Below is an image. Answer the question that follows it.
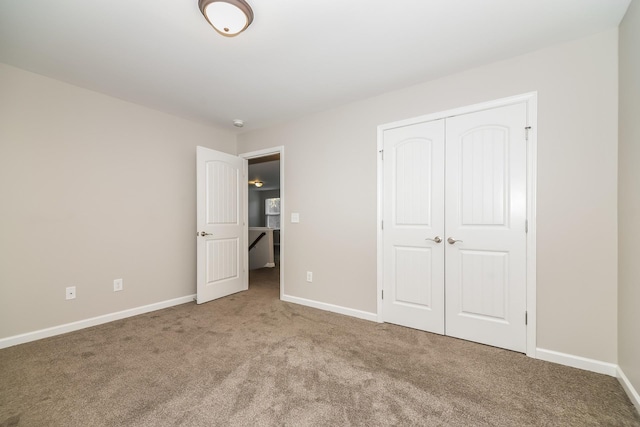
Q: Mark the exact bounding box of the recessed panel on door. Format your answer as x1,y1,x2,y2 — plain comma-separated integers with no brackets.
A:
206,161,239,226
460,127,508,226
395,139,433,226
206,238,239,284
394,246,433,308
459,250,508,322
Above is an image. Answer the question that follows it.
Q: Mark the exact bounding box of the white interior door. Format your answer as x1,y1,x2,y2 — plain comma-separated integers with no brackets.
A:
382,120,445,334
444,103,527,352
196,146,248,304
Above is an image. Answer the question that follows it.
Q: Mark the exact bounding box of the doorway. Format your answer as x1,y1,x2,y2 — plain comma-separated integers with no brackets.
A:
377,94,537,355
241,147,285,299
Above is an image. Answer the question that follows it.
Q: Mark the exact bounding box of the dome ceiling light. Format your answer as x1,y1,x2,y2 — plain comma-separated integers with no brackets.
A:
198,0,254,37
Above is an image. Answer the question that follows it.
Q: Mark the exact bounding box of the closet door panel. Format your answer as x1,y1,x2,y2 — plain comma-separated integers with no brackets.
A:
382,120,445,334
445,103,528,353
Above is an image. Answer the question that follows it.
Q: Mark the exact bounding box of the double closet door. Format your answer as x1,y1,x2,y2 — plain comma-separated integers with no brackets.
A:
382,103,527,353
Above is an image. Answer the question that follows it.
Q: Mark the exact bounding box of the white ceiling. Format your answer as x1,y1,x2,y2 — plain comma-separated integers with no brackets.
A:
0,0,630,132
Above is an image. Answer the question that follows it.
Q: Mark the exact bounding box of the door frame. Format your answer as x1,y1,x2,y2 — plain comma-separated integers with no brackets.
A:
376,92,538,357
239,146,285,300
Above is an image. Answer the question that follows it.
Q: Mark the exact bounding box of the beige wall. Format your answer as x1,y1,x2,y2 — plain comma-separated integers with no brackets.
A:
0,63,236,339
238,30,619,363
0,29,622,365
619,0,640,398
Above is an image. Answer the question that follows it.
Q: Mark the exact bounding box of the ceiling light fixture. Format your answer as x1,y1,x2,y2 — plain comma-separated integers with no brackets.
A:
198,0,254,37
253,181,263,188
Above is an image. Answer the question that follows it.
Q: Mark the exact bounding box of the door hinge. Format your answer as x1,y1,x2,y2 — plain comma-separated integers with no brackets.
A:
525,311,528,325
525,220,528,233
381,220,384,230
379,149,384,160
525,126,532,141
382,290,384,300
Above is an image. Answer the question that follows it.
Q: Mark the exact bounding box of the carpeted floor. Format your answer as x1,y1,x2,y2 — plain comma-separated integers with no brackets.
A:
1,265,639,427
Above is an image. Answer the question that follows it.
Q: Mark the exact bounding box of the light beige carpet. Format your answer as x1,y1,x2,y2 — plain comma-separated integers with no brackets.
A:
1,266,639,426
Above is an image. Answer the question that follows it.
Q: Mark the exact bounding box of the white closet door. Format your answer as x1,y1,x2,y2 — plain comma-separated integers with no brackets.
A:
382,120,445,334
444,103,527,352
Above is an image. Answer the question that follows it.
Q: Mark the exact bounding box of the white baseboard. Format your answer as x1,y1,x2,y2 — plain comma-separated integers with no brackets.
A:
536,348,618,376
618,366,640,412
281,294,378,323
0,294,196,350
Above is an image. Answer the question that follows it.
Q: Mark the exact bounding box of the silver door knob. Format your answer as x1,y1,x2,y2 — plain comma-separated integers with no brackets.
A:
426,236,442,243
447,237,463,244
198,231,213,237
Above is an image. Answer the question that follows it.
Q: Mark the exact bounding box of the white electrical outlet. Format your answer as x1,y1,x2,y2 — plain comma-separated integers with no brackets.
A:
113,278,123,292
306,271,313,282
66,286,76,300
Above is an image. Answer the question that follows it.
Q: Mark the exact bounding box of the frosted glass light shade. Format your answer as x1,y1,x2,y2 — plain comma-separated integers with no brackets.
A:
198,0,254,37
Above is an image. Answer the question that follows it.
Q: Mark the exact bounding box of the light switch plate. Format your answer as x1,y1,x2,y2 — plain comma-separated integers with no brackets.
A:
291,213,300,223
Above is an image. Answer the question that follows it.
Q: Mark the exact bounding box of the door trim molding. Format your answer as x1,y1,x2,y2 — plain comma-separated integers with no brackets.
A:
376,92,538,357
239,146,285,300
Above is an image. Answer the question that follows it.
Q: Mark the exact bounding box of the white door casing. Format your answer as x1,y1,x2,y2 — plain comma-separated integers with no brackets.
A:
196,146,248,304
444,103,528,353
382,120,446,333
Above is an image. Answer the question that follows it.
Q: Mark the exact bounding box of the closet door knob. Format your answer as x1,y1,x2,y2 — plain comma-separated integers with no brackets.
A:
426,236,442,243
447,237,463,244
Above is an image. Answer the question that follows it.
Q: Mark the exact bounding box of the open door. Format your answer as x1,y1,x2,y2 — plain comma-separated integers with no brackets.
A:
196,146,248,304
